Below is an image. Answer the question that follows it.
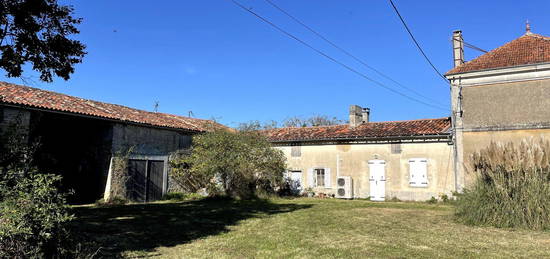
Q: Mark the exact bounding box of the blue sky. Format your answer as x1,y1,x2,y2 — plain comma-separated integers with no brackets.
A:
2,1,549,127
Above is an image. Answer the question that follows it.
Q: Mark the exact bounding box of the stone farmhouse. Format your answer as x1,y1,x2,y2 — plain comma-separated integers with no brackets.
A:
0,82,223,204
264,27,550,200
1,27,549,203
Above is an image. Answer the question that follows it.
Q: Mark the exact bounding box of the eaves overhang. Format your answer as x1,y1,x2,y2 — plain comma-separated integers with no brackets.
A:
268,133,452,146
0,102,204,135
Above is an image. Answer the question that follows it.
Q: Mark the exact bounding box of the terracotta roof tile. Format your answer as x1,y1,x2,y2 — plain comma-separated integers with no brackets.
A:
263,117,451,142
446,33,550,75
0,82,224,132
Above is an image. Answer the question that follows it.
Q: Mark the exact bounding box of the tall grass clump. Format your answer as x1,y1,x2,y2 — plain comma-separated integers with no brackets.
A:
455,138,550,230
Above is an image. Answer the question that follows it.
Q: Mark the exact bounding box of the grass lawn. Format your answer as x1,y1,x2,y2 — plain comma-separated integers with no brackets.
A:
71,198,550,258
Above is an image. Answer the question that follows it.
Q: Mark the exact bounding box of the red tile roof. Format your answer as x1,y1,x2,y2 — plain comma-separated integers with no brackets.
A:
0,82,224,132
446,33,550,75
263,118,451,142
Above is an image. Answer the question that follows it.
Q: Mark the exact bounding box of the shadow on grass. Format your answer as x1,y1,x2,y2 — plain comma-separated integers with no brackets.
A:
70,198,312,257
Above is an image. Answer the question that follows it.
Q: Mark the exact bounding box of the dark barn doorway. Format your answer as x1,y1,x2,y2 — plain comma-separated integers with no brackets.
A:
126,159,164,202
30,111,113,204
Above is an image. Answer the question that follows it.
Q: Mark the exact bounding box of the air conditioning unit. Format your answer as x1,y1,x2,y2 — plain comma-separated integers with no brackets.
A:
335,176,353,199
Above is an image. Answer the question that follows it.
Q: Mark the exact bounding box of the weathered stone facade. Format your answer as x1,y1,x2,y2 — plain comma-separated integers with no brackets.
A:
276,141,454,201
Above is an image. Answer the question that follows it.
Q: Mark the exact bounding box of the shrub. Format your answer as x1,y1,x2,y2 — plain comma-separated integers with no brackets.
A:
455,138,550,230
427,196,438,204
171,130,287,199
0,119,77,257
439,194,450,203
0,173,74,258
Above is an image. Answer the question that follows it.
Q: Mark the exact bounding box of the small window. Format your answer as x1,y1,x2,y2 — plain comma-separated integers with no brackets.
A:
391,143,402,154
315,169,325,187
291,145,301,157
409,158,428,187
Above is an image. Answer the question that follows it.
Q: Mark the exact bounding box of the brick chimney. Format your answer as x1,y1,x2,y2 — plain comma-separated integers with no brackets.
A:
453,30,464,67
349,105,369,127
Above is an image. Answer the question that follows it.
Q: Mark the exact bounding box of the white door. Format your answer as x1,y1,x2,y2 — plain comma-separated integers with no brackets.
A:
369,160,386,201
290,171,303,194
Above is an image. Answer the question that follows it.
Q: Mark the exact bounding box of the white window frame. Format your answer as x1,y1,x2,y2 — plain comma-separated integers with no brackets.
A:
308,167,332,188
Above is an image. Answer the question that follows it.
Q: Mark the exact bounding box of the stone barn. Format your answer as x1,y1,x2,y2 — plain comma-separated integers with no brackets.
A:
0,82,223,204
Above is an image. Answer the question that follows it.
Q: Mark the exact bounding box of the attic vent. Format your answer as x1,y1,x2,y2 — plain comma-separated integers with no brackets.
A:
391,143,402,154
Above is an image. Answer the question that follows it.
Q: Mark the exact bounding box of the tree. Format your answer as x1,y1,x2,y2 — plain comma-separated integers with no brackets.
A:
282,115,345,127
0,0,86,82
236,120,278,131
171,130,287,199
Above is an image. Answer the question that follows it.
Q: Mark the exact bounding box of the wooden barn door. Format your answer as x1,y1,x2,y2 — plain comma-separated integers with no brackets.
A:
147,161,164,201
126,159,165,202
127,160,147,202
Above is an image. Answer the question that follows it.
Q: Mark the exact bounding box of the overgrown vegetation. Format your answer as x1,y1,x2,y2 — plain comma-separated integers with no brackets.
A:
171,130,287,199
456,138,550,230
0,120,76,257
103,147,134,205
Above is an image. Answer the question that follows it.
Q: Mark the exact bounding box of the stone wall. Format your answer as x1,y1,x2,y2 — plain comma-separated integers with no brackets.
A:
0,106,31,140
107,123,194,200
111,124,192,156
276,141,455,201
461,79,550,129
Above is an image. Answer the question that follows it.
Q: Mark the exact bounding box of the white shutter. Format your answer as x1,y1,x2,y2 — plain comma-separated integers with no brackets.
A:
409,159,428,187
419,159,428,186
307,168,315,187
324,168,331,188
409,159,417,186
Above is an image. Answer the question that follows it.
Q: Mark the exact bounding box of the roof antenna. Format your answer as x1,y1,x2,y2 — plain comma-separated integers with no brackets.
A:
188,110,194,117
526,20,532,35
154,101,159,112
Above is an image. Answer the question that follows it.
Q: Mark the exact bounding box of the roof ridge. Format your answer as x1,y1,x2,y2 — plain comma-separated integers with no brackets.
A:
527,33,550,40
0,81,225,131
265,117,450,131
445,32,550,75
446,35,525,74
0,81,206,122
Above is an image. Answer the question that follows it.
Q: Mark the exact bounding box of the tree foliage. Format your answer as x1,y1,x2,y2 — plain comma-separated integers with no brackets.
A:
171,130,287,199
0,0,86,82
237,115,345,131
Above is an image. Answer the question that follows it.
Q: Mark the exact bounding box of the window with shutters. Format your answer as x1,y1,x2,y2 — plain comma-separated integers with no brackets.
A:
409,158,428,187
315,169,325,187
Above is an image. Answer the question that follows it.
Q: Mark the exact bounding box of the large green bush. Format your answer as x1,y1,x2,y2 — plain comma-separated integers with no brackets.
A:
171,130,287,199
0,122,76,257
455,138,550,230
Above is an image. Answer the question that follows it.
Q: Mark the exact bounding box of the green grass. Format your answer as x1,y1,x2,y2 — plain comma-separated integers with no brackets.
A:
71,198,550,258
